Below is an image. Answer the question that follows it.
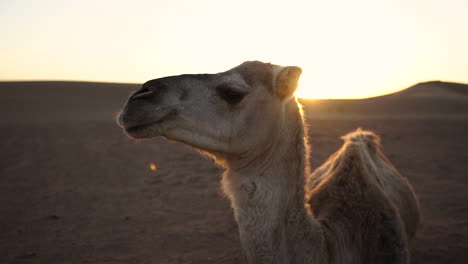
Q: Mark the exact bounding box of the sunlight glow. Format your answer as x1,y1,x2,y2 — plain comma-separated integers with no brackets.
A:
0,0,467,98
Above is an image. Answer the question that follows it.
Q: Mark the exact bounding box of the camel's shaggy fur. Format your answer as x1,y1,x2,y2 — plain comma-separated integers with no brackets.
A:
118,61,420,263
306,129,420,263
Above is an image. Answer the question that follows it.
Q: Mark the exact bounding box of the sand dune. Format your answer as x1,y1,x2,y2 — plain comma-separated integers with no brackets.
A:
0,81,467,263
390,81,468,98
302,81,468,119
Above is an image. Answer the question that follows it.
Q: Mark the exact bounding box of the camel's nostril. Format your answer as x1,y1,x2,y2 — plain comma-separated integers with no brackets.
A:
130,87,153,100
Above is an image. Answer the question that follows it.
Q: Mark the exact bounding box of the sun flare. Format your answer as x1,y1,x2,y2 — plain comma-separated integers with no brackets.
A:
149,162,157,172
293,67,407,100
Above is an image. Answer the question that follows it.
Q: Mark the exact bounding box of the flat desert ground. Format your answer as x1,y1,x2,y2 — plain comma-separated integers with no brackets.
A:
1,81,467,264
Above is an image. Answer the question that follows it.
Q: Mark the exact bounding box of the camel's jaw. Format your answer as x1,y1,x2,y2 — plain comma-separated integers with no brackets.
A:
118,109,177,139
123,121,163,139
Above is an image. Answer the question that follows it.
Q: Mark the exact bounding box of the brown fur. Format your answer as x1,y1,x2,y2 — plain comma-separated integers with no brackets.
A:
308,129,421,241
306,129,418,263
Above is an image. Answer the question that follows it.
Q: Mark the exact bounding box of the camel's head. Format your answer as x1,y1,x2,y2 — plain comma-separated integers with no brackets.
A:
118,61,302,158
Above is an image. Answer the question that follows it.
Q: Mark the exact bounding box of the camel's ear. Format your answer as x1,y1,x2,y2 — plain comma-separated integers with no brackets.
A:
274,66,302,100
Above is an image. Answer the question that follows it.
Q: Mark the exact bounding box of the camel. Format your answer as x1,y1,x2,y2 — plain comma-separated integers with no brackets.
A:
117,61,420,263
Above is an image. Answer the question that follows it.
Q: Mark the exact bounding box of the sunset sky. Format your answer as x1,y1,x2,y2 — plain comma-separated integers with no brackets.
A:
1,0,467,98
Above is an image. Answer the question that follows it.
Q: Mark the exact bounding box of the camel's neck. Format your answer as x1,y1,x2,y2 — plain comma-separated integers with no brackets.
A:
222,101,324,264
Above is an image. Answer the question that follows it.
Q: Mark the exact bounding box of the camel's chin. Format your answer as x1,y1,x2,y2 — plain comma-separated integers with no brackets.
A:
124,123,163,139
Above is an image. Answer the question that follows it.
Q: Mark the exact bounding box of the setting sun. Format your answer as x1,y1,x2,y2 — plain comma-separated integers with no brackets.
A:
0,0,467,98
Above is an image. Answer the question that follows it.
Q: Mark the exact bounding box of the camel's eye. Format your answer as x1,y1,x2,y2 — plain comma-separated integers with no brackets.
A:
216,86,247,105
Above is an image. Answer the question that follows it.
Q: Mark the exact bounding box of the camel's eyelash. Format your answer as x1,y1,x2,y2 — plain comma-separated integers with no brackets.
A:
216,86,247,105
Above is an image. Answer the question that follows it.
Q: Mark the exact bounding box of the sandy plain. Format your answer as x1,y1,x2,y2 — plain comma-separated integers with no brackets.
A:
0,81,467,263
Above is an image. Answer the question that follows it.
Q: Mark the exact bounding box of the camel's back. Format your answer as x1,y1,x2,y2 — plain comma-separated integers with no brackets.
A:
307,154,410,264
305,129,419,263
307,130,420,240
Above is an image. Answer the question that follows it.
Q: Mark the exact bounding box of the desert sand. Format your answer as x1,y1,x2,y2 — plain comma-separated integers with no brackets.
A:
1,81,467,263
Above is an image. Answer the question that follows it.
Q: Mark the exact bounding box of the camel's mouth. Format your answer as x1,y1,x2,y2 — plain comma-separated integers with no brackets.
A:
124,122,160,138
122,110,177,139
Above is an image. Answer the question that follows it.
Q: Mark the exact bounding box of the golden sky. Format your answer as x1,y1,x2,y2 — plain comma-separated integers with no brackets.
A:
1,0,467,98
